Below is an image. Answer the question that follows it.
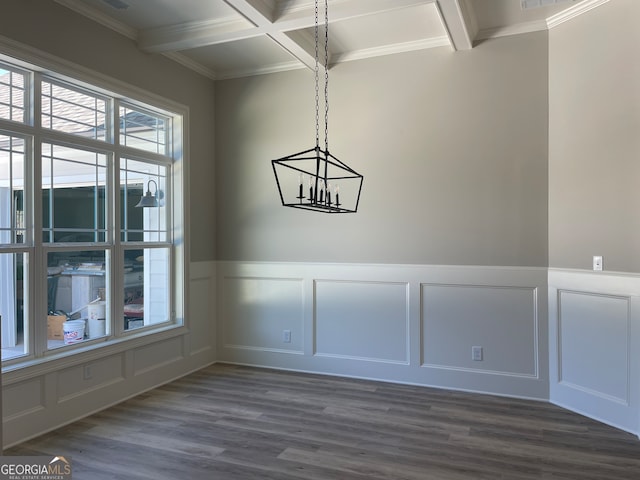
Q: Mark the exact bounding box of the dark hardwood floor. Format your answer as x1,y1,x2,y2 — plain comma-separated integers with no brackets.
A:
6,363,640,479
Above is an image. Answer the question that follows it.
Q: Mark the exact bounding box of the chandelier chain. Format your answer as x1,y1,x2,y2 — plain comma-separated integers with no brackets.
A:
314,0,319,149
324,0,329,153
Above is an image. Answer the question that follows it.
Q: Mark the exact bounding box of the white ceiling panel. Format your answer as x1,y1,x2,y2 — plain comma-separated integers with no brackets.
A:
325,4,447,55
71,0,242,30
179,36,302,79
54,0,611,79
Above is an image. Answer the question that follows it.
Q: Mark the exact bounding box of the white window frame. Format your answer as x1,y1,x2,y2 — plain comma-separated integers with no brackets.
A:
0,42,188,370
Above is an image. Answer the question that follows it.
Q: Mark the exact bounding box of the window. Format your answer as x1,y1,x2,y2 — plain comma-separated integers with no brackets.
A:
0,59,185,365
42,142,108,243
0,132,27,358
0,65,26,123
41,80,108,141
119,105,167,154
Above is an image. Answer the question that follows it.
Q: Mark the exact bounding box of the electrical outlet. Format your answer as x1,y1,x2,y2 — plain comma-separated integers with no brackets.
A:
593,255,603,271
83,365,92,380
282,329,291,343
472,346,483,361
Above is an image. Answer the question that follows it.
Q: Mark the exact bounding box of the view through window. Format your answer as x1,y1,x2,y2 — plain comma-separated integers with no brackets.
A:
0,60,183,364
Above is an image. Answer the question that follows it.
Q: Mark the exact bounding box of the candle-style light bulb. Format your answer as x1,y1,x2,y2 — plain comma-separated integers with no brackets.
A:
327,183,332,206
298,173,303,199
335,184,340,208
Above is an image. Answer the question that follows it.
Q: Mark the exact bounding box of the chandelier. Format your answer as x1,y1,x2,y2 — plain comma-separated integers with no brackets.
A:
271,0,363,213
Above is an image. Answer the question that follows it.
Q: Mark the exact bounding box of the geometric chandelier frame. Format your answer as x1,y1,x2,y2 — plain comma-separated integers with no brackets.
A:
272,146,363,213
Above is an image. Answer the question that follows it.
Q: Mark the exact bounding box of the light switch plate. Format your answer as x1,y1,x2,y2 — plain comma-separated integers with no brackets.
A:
472,346,483,361
282,329,291,343
593,255,603,271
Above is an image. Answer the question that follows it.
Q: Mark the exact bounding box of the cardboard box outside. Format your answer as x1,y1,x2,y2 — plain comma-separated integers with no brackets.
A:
47,315,67,340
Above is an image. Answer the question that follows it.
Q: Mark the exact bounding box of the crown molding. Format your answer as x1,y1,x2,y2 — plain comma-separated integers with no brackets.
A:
216,60,305,80
54,0,221,79
546,0,611,29
53,0,138,40
477,0,611,41
476,19,548,41
162,52,218,80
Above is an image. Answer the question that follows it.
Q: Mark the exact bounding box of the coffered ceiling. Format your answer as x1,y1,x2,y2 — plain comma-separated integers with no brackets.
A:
54,0,608,79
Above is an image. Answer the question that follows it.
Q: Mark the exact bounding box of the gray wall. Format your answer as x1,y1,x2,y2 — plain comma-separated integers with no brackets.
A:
215,32,549,266
0,0,216,262
549,0,640,273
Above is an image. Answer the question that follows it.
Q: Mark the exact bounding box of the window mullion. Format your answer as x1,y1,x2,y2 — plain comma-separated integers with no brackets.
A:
112,99,121,337
111,147,123,337
31,73,46,358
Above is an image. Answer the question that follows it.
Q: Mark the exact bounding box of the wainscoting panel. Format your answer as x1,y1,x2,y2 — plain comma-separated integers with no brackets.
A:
3,377,45,421
133,336,184,376
57,353,125,402
2,261,217,448
188,261,216,357
422,284,538,377
221,276,304,354
549,269,640,436
558,290,629,402
217,262,548,400
314,280,409,363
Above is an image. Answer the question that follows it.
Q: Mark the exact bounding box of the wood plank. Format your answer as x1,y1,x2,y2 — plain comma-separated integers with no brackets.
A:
5,364,640,479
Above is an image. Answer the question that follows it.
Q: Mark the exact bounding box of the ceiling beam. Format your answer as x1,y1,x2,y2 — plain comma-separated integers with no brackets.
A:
435,0,476,51
224,0,317,71
224,0,277,24
137,0,317,71
138,0,445,71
